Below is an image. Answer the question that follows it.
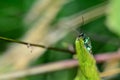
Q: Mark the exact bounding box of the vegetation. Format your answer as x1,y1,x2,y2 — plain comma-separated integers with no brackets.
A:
0,0,120,80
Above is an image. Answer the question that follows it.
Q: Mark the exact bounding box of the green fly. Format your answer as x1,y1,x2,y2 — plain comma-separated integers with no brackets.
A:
78,33,92,53
74,33,101,80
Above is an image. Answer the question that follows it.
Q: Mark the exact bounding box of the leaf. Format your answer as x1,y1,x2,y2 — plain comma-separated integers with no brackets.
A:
75,35,101,80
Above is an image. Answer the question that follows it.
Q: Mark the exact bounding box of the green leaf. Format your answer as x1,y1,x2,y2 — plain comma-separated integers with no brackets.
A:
75,34,101,80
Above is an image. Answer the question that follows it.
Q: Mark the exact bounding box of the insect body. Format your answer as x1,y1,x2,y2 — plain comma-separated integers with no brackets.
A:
78,33,92,53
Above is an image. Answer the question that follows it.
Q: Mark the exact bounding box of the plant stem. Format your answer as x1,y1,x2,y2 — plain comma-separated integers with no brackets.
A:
0,36,74,54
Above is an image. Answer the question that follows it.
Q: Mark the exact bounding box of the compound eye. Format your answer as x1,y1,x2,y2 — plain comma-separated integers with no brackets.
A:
78,33,84,37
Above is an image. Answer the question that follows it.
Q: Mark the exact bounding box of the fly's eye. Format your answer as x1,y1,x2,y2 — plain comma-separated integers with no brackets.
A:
78,33,84,37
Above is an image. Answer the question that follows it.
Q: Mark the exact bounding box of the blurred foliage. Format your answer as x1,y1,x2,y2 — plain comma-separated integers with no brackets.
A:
0,0,120,80
0,0,25,52
107,0,120,37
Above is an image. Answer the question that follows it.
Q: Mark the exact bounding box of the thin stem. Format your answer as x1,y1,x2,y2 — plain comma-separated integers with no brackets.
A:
0,55,119,80
0,50,119,79
0,36,74,54
0,60,78,79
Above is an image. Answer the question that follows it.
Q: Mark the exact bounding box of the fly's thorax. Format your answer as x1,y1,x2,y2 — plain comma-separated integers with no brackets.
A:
78,33,92,53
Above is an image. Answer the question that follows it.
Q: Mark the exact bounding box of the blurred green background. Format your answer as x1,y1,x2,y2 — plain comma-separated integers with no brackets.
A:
0,0,120,80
